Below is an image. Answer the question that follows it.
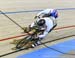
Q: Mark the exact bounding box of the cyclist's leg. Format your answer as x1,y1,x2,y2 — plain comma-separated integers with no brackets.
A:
31,37,43,48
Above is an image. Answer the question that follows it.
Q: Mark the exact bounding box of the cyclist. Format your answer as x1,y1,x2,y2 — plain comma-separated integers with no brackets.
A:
24,9,58,47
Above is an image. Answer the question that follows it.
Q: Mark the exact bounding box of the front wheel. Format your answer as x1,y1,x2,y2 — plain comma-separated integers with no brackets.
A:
16,36,32,49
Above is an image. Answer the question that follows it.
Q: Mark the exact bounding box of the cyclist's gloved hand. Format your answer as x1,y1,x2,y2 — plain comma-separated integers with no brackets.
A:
23,27,30,33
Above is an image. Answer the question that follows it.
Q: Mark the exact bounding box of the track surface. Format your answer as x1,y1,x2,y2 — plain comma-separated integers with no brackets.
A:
0,0,75,58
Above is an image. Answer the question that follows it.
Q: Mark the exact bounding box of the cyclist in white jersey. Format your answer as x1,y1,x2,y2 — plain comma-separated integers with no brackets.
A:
26,9,58,47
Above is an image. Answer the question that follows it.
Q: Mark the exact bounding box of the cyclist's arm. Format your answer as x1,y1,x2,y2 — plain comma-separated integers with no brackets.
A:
30,22,35,27
38,31,48,38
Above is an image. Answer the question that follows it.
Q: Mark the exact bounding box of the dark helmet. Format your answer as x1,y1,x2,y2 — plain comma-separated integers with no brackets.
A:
37,19,45,26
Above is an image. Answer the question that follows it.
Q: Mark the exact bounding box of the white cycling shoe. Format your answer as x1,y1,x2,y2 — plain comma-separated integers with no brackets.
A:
31,41,41,48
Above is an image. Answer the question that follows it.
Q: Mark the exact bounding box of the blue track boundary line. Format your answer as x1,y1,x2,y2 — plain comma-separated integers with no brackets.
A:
0,8,75,14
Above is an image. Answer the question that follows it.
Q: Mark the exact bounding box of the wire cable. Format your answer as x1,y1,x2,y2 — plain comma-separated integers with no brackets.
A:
0,10,24,30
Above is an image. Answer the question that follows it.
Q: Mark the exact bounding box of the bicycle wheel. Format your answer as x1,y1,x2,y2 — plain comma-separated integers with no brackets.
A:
16,36,31,49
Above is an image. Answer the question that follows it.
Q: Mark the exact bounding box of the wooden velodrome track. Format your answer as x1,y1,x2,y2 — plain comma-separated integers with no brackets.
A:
0,0,75,58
